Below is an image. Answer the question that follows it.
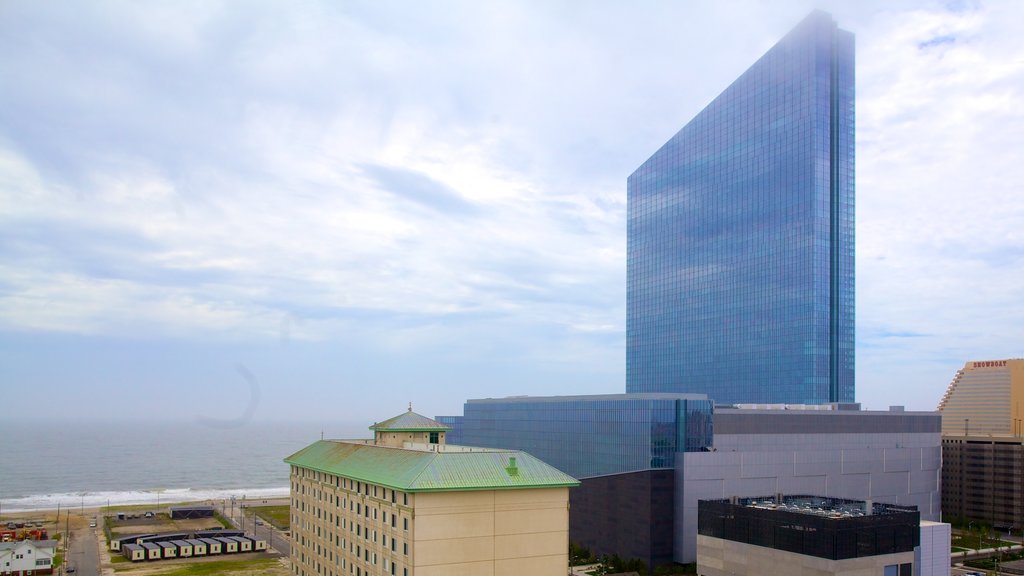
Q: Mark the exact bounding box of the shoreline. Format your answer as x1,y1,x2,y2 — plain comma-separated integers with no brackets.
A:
0,497,290,520
0,486,290,515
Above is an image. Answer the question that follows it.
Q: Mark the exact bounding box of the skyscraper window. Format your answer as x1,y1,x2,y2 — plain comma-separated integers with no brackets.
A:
626,11,855,405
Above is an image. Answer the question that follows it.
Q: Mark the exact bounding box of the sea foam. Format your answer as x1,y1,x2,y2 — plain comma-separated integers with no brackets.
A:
2,486,289,512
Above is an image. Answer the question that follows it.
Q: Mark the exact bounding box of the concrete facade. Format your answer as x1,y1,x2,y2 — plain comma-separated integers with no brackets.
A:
696,535,914,576
677,408,941,563
916,521,951,576
290,459,572,576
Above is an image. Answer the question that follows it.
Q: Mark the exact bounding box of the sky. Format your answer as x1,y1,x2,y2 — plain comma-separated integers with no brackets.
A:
1,0,1022,424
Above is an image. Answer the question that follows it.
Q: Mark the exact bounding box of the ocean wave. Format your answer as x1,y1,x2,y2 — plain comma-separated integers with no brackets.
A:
1,486,289,512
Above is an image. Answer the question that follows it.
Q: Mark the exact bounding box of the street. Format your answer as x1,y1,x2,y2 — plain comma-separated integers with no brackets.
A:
64,520,100,576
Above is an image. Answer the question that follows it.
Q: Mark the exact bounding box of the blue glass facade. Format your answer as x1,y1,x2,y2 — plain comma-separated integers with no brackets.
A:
439,394,713,479
626,11,855,405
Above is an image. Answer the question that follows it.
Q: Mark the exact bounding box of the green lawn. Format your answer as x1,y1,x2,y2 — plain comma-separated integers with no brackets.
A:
246,506,290,531
952,534,1015,550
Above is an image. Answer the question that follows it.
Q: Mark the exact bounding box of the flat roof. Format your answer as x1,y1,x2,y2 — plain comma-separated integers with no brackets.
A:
465,392,709,404
718,495,917,519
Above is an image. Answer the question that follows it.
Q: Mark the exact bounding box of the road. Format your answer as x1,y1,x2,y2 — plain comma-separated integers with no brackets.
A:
220,499,291,558
64,519,100,576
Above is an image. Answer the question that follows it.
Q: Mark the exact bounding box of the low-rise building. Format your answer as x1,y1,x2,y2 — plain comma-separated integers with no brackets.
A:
285,408,579,576
0,539,56,575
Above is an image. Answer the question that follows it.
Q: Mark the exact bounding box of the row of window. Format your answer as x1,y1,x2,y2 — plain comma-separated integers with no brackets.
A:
292,468,414,576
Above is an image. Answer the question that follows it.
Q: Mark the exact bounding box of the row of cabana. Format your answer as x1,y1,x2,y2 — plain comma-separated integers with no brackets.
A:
113,531,267,562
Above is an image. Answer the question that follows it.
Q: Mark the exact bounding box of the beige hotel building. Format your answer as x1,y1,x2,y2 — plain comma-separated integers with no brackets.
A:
285,409,578,576
938,359,1024,527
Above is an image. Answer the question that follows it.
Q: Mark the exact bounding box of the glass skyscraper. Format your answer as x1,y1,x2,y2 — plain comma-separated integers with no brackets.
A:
626,11,855,405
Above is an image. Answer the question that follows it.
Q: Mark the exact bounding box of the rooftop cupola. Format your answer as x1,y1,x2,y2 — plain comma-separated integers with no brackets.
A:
370,404,452,448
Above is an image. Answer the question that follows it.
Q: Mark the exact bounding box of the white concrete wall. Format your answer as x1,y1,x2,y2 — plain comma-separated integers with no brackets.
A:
916,521,951,576
676,431,941,563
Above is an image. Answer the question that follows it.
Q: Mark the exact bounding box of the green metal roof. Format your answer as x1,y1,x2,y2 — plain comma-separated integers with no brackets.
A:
369,409,451,432
284,441,579,492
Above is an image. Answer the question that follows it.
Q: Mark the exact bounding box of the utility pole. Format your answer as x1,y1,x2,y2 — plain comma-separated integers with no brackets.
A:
64,509,70,574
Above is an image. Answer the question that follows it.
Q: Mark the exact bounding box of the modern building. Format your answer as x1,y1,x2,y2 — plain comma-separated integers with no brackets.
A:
938,359,1024,527
680,405,941,563
696,496,924,576
441,393,713,569
285,409,579,576
626,10,855,405
442,399,941,567
0,539,56,575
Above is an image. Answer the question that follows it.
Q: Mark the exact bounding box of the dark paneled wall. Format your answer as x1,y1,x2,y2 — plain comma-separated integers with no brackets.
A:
569,469,675,570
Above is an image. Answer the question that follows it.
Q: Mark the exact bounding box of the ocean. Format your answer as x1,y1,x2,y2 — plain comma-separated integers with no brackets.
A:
0,419,366,512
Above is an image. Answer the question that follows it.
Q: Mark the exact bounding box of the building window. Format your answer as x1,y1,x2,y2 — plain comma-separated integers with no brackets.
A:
429,432,439,444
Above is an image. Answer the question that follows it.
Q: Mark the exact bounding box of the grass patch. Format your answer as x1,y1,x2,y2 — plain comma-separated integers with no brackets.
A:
246,506,290,531
213,511,233,529
952,534,1012,550
148,557,280,575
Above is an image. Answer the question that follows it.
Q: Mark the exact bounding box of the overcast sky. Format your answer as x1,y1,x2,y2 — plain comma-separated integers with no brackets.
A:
2,0,1022,424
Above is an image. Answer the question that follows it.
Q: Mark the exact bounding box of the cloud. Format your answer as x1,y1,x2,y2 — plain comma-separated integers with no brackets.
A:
1,1,1022,418
359,164,480,216
855,0,1024,408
